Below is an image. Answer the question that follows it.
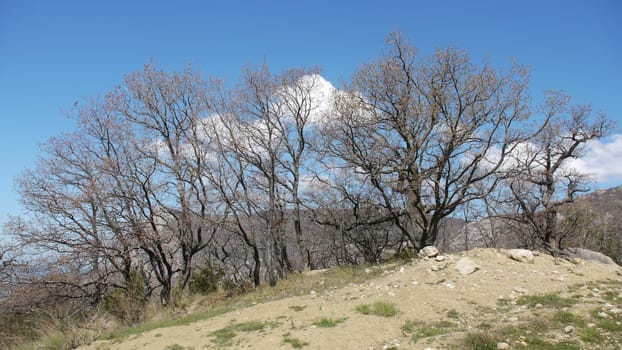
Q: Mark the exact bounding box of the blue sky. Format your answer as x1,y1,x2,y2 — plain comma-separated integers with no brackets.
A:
1,0,621,220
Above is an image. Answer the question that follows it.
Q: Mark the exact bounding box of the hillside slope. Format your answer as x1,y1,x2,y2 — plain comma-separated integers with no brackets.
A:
81,249,622,350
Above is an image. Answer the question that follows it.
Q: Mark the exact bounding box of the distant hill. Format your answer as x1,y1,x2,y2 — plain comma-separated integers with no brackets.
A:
436,185,622,263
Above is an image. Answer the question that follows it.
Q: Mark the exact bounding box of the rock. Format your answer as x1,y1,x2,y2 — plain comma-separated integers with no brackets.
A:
455,257,479,275
508,249,534,263
496,342,510,350
419,246,439,258
435,255,446,262
564,325,574,333
513,287,528,294
610,307,622,315
566,247,618,266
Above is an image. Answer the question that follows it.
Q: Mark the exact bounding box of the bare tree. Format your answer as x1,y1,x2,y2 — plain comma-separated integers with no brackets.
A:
273,69,325,271
326,33,531,252
504,91,612,252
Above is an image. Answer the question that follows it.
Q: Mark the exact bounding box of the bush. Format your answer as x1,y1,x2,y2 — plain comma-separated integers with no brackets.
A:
101,269,147,325
189,264,226,295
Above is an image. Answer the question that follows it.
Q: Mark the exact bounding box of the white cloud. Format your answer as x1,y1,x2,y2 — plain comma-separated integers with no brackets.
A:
570,134,622,184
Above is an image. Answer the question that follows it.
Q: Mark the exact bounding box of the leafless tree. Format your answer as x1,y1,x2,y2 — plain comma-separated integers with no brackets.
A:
325,33,531,252
503,91,612,252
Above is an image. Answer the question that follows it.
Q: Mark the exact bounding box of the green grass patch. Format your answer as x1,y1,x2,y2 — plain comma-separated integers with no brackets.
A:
403,320,457,343
552,310,586,327
524,339,581,350
463,333,498,350
164,345,194,350
282,334,308,348
579,327,604,343
602,290,618,302
208,328,237,346
447,309,460,320
596,317,622,332
476,322,492,330
208,321,271,346
355,301,398,317
516,293,576,308
312,317,346,328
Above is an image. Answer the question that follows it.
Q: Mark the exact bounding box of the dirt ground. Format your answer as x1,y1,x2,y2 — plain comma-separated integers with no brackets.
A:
79,248,622,350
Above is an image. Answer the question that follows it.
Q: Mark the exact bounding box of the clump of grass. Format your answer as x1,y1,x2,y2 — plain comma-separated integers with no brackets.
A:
313,317,346,328
602,291,616,302
208,328,237,346
208,321,269,346
553,310,586,327
579,327,604,343
496,298,509,307
282,333,308,348
447,309,460,320
289,305,306,312
355,301,398,317
402,320,457,343
463,332,497,350
516,293,576,308
525,338,580,350
477,322,492,330
164,345,194,350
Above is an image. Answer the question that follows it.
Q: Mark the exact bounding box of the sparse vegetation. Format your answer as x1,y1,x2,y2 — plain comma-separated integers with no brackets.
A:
403,320,457,343
313,317,346,328
164,345,194,350
516,293,576,308
463,333,498,350
208,321,270,347
355,302,398,317
447,309,461,320
282,334,308,348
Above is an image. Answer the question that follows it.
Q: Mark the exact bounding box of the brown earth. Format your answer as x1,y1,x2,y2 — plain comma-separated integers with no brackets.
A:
79,248,622,350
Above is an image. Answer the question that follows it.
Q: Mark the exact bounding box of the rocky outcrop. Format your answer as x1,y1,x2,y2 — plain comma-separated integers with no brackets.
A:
566,248,617,266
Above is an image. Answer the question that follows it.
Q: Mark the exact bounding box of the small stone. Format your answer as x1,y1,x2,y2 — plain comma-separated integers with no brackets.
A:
513,287,528,294
592,288,600,293
435,255,446,262
508,316,518,322
507,249,534,263
455,257,479,275
535,303,543,308
443,282,455,289
598,311,608,318
419,246,440,258
564,325,574,333
496,342,510,350
610,307,622,315
603,303,613,310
